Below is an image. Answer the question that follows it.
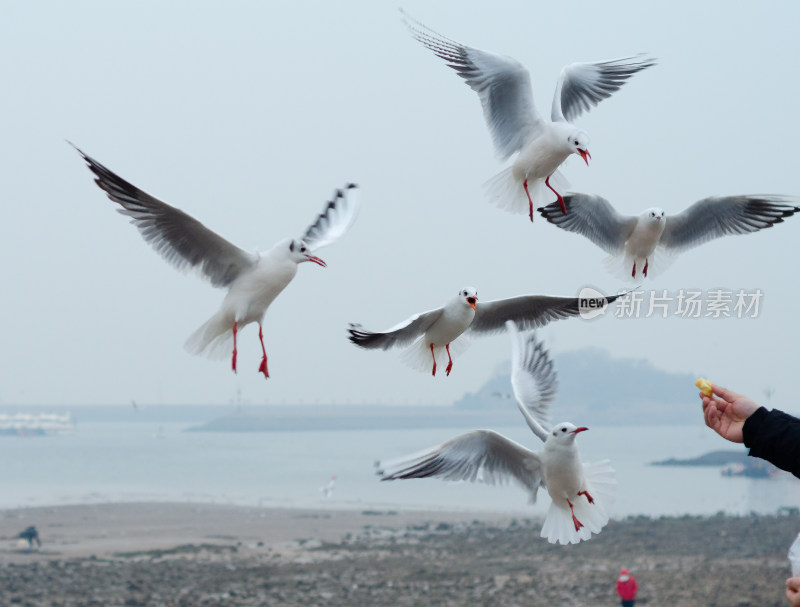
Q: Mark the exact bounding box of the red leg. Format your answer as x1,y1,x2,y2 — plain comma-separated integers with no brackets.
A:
445,344,454,376
523,179,534,222
643,259,649,277
567,498,584,532
631,261,636,278
231,321,238,373
545,176,566,215
578,490,595,504
257,324,269,379
430,344,437,377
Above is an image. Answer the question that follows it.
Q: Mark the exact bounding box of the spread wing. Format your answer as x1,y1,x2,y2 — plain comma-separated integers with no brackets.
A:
507,322,558,442
347,308,445,350
301,183,360,251
72,144,257,288
376,429,545,500
551,55,656,123
470,292,621,335
660,195,800,253
403,12,544,160
538,193,638,255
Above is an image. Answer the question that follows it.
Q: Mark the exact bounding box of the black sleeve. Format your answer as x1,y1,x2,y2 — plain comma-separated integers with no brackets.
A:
742,407,800,479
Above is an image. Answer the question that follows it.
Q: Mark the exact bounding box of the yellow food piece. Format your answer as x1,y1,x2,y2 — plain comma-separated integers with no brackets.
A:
695,377,713,396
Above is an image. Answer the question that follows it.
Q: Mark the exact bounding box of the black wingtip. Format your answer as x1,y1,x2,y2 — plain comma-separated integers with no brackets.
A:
537,198,568,223
347,323,364,345
67,140,89,162
608,286,640,305
346,183,357,189
347,324,382,349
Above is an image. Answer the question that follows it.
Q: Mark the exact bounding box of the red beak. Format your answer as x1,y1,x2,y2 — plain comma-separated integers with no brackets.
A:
571,426,589,434
306,255,327,268
467,297,477,311
578,149,591,166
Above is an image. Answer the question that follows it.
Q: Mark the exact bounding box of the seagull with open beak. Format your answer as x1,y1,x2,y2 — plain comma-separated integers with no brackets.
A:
72,144,359,378
376,322,616,544
348,286,622,376
402,11,654,222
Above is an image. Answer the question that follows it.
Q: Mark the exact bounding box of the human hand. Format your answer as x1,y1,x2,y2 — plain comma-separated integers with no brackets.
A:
700,384,760,444
785,575,800,606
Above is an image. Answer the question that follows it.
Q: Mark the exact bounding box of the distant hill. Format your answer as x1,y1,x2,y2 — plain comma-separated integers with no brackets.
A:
453,347,700,426
650,450,779,478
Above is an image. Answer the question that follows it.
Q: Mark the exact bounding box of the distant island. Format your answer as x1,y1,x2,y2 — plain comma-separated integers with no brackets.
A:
651,449,779,478
651,450,749,466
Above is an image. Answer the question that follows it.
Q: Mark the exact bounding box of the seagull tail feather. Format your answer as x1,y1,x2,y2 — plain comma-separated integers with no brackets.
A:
184,312,235,361
483,167,569,217
540,459,616,545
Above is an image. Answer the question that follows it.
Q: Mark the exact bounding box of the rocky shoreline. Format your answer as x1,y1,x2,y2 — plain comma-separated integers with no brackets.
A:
0,504,797,606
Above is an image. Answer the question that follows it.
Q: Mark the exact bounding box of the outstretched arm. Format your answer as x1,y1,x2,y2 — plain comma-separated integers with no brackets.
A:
701,383,800,478
700,384,760,443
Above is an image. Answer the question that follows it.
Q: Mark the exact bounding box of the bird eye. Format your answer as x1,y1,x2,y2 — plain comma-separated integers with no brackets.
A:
561,428,567,433
301,246,306,253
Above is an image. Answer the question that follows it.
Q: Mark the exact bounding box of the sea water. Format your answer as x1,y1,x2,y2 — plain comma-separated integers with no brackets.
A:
0,421,797,517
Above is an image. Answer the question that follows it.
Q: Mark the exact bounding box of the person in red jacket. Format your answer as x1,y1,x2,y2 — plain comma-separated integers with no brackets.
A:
616,568,638,606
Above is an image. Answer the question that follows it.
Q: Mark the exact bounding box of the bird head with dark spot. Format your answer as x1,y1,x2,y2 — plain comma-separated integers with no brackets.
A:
288,239,326,267
460,287,478,311
549,422,588,444
568,130,591,165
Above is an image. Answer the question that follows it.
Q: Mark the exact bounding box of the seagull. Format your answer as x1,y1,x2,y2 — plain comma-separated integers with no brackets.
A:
348,286,621,376
376,322,616,545
319,474,337,498
72,144,359,378
538,193,800,279
402,12,654,221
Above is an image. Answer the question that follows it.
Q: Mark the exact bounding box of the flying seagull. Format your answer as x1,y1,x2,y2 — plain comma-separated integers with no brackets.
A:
376,322,616,545
348,286,620,376
403,11,654,221
538,193,800,279
72,144,359,378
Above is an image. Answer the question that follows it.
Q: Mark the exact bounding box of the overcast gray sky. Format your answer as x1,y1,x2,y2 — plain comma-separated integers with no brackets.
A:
2,1,799,413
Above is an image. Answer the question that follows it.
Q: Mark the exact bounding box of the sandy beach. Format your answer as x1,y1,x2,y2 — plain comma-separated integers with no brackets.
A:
0,503,797,606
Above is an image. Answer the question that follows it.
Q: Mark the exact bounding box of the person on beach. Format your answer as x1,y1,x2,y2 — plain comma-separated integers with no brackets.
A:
699,383,800,479
616,568,638,606
700,383,800,605
19,526,41,551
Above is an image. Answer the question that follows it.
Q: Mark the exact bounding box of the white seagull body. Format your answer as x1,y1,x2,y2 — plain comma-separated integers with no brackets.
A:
376,322,616,545
73,144,359,378
348,287,620,376
319,474,337,498
538,193,800,279
403,12,654,221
